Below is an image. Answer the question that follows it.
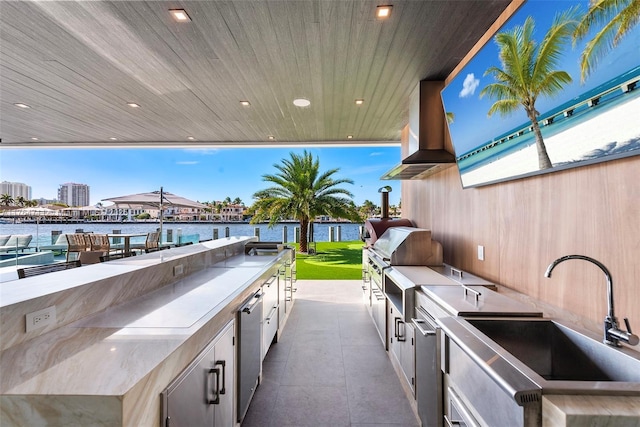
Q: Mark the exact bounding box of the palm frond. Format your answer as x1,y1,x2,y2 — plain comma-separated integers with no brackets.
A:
615,0,640,42
574,0,621,39
575,0,639,81
536,70,573,97
533,6,581,90
579,15,623,81
486,99,521,117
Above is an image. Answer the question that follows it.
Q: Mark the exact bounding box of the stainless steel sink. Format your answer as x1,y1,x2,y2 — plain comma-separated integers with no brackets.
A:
458,318,640,394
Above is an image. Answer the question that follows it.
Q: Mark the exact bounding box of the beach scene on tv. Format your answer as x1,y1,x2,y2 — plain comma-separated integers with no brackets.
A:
441,0,640,188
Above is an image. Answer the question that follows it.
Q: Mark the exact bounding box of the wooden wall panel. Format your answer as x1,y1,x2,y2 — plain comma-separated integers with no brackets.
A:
403,122,640,331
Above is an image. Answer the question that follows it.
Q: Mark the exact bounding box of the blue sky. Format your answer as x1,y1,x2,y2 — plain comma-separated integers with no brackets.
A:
0,146,402,207
442,0,640,155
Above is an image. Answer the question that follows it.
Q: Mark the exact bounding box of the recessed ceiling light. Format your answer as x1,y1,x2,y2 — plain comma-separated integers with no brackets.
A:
293,98,311,107
240,101,251,107
109,137,118,140
187,136,195,140
31,137,39,141
169,9,191,22
127,102,140,108
14,103,31,109
355,99,364,105
347,135,353,139
268,136,275,141
376,5,392,19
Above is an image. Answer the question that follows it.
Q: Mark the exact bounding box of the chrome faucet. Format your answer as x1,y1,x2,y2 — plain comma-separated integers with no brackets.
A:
545,255,639,347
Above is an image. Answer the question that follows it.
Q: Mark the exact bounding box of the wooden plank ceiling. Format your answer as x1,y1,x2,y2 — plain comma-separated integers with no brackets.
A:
0,0,511,148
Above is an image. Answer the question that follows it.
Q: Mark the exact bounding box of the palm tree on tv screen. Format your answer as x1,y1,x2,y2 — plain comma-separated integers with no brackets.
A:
250,150,360,253
574,0,640,82
480,7,581,170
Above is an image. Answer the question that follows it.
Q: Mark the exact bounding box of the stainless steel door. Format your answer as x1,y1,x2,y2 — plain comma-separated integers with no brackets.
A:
161,321,235,427
163,343,216,427
214,324,234,427
371,277,386,347
412,306,442,427
262,273,279,360
238,289,263,423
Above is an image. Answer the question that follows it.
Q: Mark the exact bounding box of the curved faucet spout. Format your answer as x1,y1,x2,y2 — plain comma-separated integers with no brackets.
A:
545,255,638,347
544,254,614,320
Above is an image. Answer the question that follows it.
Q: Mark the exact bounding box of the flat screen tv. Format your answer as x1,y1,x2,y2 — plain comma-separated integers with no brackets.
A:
441,0,640,188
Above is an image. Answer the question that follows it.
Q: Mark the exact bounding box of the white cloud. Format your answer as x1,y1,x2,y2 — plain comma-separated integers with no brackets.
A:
176,161,199,165
183,148,219,155
459,73,480,98
369,152,383,156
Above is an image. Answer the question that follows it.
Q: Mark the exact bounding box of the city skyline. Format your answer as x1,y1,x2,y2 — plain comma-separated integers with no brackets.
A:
0,146,403,207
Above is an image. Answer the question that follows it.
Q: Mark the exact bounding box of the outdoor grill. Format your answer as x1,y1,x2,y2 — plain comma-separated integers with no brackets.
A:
362,186,413,246
363,186,440,275
366,227,435,282
363,224,442,347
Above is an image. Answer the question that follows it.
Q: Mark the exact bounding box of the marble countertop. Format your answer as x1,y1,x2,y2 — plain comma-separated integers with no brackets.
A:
0,237,251,308
0,250,280,397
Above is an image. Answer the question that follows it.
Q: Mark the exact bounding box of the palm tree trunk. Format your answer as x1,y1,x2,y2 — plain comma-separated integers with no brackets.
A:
529,113,552,169
299,219,309,253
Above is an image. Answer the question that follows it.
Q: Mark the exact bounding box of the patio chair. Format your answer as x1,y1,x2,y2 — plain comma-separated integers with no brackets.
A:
88,234,110,255
0,234,33,252
65,233,89,261
132,231,161,254
17,260,82,279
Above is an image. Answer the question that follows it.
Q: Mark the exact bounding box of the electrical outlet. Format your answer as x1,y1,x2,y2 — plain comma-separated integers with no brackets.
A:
477,245,485,261
26,306,56,332
173,264,184,276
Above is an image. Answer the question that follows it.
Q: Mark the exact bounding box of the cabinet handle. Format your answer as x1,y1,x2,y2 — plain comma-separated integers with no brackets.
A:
265,305,278,323
462,285,481,302
264,274,277,287
215,360,226,395
411,318,437,336
207,367,221,404
241,291,263,314
450,267,463,279
394,317,406,342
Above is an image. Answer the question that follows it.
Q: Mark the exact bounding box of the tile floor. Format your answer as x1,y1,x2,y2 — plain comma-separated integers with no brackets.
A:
241,280,420,427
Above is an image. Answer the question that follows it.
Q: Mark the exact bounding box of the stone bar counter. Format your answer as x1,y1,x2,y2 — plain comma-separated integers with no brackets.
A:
0,237,283,426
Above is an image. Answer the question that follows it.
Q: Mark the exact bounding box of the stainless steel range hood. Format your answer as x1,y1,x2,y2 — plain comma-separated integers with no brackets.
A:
381,80,456,180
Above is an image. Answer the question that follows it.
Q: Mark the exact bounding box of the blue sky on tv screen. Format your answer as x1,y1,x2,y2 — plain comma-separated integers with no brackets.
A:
442,0,640,156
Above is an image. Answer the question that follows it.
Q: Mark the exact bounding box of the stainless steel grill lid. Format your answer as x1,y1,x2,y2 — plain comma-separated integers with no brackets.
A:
371,226,432,265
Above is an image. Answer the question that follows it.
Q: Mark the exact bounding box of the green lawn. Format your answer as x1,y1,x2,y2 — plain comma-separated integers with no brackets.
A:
293,240,364,280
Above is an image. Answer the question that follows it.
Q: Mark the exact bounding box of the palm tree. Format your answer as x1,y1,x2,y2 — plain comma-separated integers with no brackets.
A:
574,0,640,82
1,194,14,206
250,150,360,253
15,196,26,207
446,112,455,124
359,200,378,219
480,8,581,170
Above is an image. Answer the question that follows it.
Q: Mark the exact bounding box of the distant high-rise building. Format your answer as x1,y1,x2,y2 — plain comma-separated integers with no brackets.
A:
0,181,32,200
58,183,90,207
